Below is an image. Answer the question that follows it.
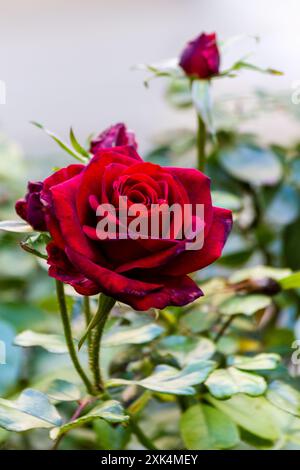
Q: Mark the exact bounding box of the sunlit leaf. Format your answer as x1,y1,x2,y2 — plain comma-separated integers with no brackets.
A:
50,400,129,440
205,367,267,399
108,361,216,396
0,389,62,432
0,220,33,233
103,323,164,347
158,335,216,366
227,353,280,370
280,272,300,290
219,294,271,316
14,330,68,354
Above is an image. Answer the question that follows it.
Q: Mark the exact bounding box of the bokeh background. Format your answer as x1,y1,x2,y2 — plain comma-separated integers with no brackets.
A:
0,0,299,177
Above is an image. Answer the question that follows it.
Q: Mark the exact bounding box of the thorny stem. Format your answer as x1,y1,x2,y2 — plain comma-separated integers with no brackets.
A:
55,280,94,395
91,294,116,392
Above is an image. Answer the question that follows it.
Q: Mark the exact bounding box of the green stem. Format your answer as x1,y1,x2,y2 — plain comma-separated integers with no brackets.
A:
130,418,158,450
215,316,234,342
91,294,116,392
196,113,206,172
55,280,94,395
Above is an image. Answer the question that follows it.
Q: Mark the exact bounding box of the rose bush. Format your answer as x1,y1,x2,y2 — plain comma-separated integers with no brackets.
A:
15,124,232,310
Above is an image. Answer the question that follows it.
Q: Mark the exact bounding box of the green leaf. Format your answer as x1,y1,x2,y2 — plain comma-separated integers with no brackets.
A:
78,295,115,350
103,323,164,347
280,272,300,290
46,380,81,403
94,420,131,450
211,190,242,212
267,380,300,417
158,335,216,366
180,310,219,334
20,233,50,260
226,60,283,76
0,389,62,432
0,220,33,233
50,400,129,440
191,80,215,135
205,367,266,399
31,121,86,162
14,330,68,353
108,361,216,396
219,294,271,316
69,128,91,158
207,394,280,440
180,404,239,450
219,144,283,186
228,353,281,371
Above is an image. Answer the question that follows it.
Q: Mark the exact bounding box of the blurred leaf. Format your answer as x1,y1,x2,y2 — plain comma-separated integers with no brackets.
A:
284,218,300,270
191,80,215,135
0,220,33,233
219,144,282,186
166,79,192,108
267,380,300,417
219,294,271,316
46,380,81,403
211,190,242,212
103,323,164,347
229,266,291,284
180,310,219,334
158,335,216,366
108,361,216,396
14,330,68,354
180,404,239,450
280,272,300,290
50,400,129,440
227,353,281,370
0,389,62,432
265,185,299,226
208,394,280,440
205,367,266,399
0,320,22,394
0,303,49,332
94,420,131,450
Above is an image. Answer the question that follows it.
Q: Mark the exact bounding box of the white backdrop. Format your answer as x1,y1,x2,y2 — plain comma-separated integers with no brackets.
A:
0,0,299,167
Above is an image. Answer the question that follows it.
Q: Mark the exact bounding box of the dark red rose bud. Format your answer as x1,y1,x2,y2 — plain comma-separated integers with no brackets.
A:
90,123,137,154
179,32,220,79
15,181,47,231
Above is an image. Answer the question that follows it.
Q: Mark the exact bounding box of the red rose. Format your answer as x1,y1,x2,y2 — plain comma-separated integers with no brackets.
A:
90,123,137,154
179,32,220,79
37,145,232,310
15,181,47,231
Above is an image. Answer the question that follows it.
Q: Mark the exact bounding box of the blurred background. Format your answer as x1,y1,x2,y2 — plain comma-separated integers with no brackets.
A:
0,0,300,177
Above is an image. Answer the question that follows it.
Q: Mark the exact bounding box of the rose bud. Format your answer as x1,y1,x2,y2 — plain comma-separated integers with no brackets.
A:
90,123,137,154
15,181,47,231
179,32,220,79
